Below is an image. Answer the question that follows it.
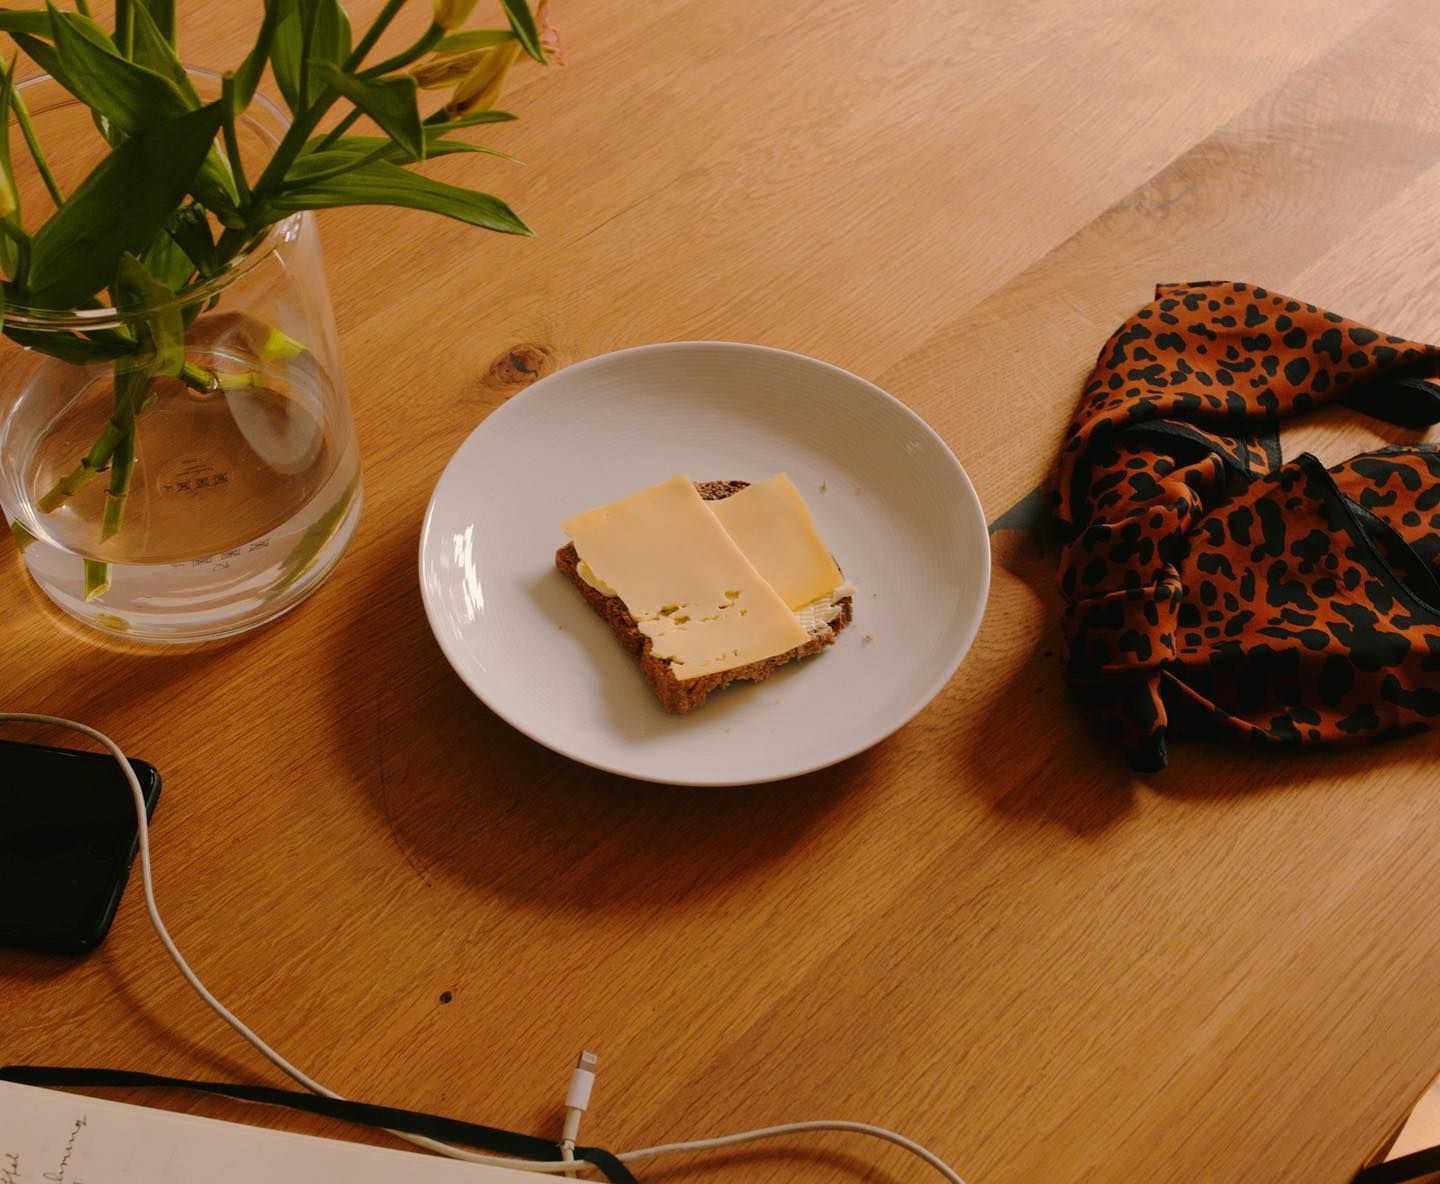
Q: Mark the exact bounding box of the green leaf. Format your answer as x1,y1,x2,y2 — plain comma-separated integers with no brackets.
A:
425,108,517,132
436,28,515,53
8,30,60,80
267,159,531,235
270,0,351,114
142,225,195,292
297,133,518,176
138,0,173,44
67,9,114,48
26,102,224,308
232,0,279,112
500,0,544,63
41,11,240,222
311,62,423,160
130,0,197,105
268,0,303,113
5,325,137,363
113,251,183,375
307,123,515,156
307,0,353,78
0,8,53,36
166,202,216,277
46,6,187,132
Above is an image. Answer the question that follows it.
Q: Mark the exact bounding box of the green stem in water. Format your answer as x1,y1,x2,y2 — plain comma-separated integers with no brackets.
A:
94,368,258,550
9,75,62,208
97,365,148,543
100,420,135,542
37,362,223,514
37,438,118,512
80,356,152,602
74,0,92,14
83,558,109,600
275,477,356,590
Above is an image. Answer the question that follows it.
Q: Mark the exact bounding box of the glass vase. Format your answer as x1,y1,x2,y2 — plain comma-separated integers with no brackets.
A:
0,71,361,642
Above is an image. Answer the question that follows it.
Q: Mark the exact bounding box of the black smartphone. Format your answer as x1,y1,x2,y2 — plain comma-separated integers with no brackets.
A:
0,738,162,955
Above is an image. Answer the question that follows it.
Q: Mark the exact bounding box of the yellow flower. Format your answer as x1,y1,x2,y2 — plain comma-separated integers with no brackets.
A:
447,40,522,117
431,0,479,32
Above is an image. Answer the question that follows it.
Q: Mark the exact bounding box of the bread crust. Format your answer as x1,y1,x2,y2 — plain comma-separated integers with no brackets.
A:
556,480,853,713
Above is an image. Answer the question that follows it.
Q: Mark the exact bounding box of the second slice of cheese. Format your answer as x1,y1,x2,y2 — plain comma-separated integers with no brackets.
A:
562,475,809,680
707,473,844,610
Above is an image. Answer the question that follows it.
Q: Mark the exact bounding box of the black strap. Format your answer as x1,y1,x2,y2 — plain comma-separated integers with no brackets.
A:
1342,376,1440,430
1353,1143,1440,1183
1254,420,1283,473
1346,499,1440,614
0,1065,639,1183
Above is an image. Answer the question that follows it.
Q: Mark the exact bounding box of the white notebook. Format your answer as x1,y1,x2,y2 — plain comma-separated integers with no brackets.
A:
0,1079,543,1181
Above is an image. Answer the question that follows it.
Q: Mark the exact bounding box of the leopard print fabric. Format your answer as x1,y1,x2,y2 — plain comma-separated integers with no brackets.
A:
1054,281,1440,771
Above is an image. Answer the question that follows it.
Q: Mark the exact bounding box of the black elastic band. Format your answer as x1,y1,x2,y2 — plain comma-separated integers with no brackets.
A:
1352,1143,1440,1183
0,1065,639,1183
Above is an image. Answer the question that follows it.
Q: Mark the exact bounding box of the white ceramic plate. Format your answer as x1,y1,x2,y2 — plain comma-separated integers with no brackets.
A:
419,342,989,786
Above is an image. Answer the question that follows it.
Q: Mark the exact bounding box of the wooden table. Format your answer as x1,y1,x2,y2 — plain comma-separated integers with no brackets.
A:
5,2,1440,1180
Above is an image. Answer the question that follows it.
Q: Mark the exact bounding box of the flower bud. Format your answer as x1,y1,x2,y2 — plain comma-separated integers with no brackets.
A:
447,40,522,117
411,49,484,89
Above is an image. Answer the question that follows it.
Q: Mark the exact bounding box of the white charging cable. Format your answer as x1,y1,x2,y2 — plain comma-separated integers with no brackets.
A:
0,714,968,1183
560,1050,597,1176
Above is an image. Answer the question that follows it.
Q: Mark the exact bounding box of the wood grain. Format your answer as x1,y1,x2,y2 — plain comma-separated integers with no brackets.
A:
3,2,1439,1182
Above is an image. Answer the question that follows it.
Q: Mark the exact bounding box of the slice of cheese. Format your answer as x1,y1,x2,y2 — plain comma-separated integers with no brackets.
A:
562,475,810,680
707,474,844,610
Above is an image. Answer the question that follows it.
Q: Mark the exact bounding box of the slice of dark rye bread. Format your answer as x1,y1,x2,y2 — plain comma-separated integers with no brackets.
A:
556,479,854,714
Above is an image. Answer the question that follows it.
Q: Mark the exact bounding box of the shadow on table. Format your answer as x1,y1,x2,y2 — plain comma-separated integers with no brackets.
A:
0,937,261,1082
3,563,264,727
0,946,77,985
323,528,872,913
963,518,1440,833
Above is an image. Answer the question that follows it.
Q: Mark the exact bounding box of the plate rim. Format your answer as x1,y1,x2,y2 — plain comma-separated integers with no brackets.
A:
418,340,992,787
